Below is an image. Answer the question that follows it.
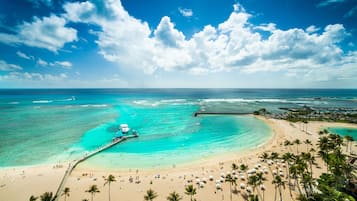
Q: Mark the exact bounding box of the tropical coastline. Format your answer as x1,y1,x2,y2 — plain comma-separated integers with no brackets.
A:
1,114,357,200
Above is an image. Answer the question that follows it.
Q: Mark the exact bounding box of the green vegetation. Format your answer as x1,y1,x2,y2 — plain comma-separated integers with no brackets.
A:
104,174,116,201
61,187,70,201
166,191,183,201
184,185,197,201
144,189,158,201
85,185,100,201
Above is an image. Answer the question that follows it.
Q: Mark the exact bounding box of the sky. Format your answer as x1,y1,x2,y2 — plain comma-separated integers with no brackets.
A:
0,0,356,88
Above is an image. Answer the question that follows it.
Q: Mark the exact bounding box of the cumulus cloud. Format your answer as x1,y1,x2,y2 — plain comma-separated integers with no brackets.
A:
178,8,193,17
0,15,77,52
154,16,185,47
16,51,34,60
62,0,356,83
0,60,23,71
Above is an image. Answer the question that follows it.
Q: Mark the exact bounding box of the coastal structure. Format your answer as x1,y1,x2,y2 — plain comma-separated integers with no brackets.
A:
53,133,139,201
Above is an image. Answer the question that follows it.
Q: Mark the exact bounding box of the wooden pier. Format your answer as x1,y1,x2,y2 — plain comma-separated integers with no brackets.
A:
54,134,138,201
194,111,251,117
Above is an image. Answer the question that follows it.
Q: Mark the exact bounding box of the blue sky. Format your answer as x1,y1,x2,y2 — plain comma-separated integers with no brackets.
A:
0,0,356,88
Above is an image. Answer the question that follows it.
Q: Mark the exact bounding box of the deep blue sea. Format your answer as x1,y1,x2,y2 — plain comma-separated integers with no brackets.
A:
1,89,357,169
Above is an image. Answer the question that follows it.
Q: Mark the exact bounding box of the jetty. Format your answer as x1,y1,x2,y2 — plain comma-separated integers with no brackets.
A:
194,111,251,117
54,134,138,201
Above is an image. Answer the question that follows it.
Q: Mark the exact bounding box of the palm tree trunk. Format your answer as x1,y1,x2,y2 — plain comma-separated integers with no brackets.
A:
109,183,111,201
231,184,233,201
287,165,293,200
274,186,277,201
91,193,94,201
296,178,302,195
279,186,283,201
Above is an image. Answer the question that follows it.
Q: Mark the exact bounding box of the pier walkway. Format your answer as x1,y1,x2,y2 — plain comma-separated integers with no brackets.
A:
194,111,251,117
54,134,138,201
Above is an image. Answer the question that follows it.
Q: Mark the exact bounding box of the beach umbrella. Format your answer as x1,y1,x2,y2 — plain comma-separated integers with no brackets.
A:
216,183,222,189
220,177,224,183
272,170,277,175
216,179,221,184
209,175,214,181
232,170,236,175
246,186,252,193
240,183,246,189
240,175,245,180
260,184,266,191
196,179,200,184
202,178,207,183
220,173,225,177
199,182,205,188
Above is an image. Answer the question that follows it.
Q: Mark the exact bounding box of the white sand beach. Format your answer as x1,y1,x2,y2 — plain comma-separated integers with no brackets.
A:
1,116,356,201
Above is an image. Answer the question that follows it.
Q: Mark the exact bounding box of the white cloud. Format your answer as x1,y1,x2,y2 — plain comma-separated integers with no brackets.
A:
62,0,357,84
55,61,72,68
0,60,23,71
0,72,67,82
178,8,193,17
154,16,185,47
255,23,277,32
37,58,72,69
317,0,346,7
16,51,34,60
0,15,77,52
306,25,320,33
37,58,49,66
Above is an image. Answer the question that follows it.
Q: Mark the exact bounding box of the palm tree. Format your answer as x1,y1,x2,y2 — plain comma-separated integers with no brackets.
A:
270,152,279,160
301,173,315,197
232,163,239,171
166,191,182,201
226,174,237,201
304,139,312,152
282,152,295,199
62,187,70,201
248,175,259,193
104,174,116,201
29,195,38,201
185,185,197,201
272,176,285,201
284,140,292,152
240,164,248,172
144,189,158,201
259,152,269,162
294,139,301,154
86,185,100,201
40,192,55,201
249,194,259,201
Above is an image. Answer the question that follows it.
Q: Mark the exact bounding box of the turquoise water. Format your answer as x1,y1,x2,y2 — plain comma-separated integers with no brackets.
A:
1,89,357,168
327,127,357,140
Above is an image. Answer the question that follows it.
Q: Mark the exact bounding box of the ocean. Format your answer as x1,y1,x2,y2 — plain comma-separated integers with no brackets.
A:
1,89,357,169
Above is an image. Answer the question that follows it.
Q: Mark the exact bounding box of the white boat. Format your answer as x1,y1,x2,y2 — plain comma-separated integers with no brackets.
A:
120,124,130,134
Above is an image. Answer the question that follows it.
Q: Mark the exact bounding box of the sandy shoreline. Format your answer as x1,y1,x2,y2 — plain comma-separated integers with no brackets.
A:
1,116,356,201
